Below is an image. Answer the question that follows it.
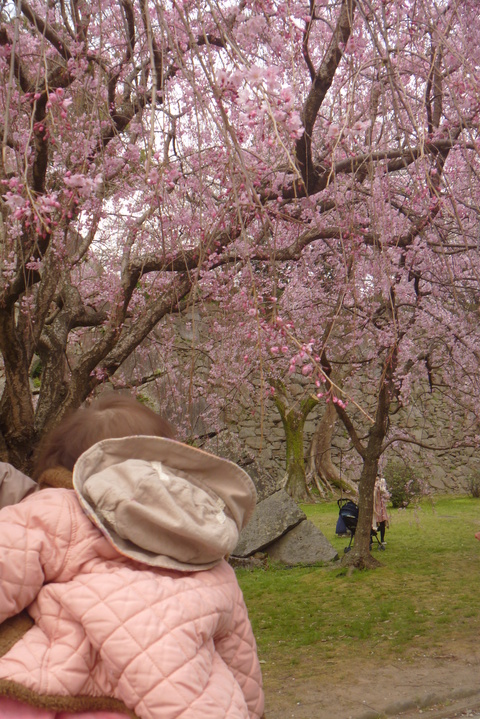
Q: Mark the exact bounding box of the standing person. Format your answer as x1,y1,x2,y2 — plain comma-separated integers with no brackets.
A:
0,394,264,719
373,475,390,546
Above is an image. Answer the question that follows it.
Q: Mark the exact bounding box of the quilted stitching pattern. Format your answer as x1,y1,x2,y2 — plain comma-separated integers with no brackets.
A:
0,491,264,719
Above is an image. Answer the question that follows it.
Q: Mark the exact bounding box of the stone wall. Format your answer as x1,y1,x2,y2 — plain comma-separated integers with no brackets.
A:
226,375,480,495
132,312,480,496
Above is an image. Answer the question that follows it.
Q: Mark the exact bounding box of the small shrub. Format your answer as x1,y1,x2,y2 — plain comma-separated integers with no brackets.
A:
467,476,480,498
384,461,424,508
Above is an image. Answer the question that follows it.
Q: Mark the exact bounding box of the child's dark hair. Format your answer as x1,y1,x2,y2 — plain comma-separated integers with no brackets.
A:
34,394,175,478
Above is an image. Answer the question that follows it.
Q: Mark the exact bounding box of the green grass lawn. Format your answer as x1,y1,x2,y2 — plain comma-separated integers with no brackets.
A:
236,496,480,681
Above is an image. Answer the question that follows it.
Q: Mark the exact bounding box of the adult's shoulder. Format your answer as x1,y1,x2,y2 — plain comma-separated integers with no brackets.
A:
0,462,38,509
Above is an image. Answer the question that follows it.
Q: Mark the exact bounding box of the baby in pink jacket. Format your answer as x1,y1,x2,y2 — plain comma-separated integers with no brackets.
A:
0,394,264,719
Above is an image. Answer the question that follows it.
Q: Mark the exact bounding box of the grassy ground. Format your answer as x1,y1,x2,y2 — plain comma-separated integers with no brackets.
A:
236,496,480,683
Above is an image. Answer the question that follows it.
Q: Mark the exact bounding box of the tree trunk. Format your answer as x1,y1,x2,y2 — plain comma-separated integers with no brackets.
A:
342,453,381,569
336,343,397,569
307,401,357,496
283,408,311,502
0,310,36,470
272,382,318,503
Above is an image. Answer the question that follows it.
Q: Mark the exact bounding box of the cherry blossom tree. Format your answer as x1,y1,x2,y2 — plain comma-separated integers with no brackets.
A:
1,0,480,571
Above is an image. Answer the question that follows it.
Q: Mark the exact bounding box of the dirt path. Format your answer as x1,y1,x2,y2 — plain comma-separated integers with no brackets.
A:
264,643,480,719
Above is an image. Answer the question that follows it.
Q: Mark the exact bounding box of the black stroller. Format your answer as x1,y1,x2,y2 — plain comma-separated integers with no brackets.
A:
337,498,385,553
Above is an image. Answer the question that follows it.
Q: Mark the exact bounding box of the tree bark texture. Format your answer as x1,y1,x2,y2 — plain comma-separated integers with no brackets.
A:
307,401,357,497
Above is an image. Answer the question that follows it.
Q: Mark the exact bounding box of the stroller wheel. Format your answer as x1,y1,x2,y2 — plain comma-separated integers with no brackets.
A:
378,543,386,551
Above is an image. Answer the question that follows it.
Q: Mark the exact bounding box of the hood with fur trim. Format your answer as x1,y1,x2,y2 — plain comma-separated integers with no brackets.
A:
73,436,257,571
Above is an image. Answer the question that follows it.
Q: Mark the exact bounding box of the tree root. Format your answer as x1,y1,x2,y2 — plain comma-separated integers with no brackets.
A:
341,550,382,570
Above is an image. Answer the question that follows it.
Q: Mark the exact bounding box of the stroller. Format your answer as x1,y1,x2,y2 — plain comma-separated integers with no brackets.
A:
337,498,385,553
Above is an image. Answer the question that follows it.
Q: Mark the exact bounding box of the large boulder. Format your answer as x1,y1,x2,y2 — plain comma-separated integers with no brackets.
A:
239,458,280,501
266,519,338,565
232,489,305,557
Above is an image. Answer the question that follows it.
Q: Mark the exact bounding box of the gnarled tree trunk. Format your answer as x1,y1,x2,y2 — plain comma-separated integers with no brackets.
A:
306,401,357,497
272,383,318,502
337,348,396,570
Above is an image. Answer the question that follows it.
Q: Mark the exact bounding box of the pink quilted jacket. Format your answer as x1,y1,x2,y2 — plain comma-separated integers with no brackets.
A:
0,438,264,719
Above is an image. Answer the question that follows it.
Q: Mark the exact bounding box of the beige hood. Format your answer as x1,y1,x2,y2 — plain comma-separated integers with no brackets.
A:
72,436,257,572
